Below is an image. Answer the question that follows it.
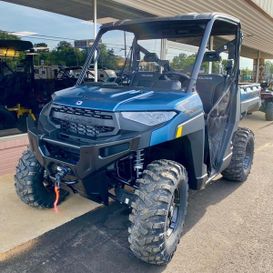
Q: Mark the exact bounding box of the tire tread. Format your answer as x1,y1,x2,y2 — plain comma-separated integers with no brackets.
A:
14,149,68,208
128,159,188,265
222,127,254,182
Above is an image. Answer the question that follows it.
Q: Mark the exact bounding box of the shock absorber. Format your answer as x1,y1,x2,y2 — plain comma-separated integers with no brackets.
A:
134,149,144,178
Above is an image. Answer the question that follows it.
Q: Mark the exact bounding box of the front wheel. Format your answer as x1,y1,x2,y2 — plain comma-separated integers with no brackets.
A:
15,149,68,208
128,159,188,265
222,127,254,182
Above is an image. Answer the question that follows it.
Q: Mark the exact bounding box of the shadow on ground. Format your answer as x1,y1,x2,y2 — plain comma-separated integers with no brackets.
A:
0,178,241,273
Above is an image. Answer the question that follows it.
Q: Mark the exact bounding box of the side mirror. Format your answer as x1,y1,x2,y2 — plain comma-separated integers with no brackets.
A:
203,51,221,62
226,59,234,74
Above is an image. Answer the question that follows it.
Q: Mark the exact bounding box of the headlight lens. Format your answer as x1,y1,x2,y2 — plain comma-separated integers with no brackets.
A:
121,111,176,126
51,92,56,100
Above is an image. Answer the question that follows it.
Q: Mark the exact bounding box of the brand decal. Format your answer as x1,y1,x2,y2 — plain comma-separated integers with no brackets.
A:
76,100,83,105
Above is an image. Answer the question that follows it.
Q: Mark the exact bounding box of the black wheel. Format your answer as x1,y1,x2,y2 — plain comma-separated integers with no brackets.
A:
129,159,188,265
265,101,273,121
15,149,68,208
222,127,254,182
0,107,16,130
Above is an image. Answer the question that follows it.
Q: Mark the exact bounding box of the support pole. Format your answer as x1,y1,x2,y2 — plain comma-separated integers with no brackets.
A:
255,51,260,83
124,31,127,59
208,36,214,74
160,39,167,60
93,0,98,82
160,39,167,73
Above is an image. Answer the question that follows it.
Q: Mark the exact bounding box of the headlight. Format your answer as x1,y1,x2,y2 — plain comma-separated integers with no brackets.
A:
40,102,52,116
121,111,177,126
51,92,56,100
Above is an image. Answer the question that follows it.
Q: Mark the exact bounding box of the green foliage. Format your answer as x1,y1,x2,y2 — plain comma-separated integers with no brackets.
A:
171,52,237,76
35,41,123,69
171,53,223,74
171,53,196,72
240,67,253,81
97,43,124,70
37,41,86,66
0,31,20,40
34,42,48,48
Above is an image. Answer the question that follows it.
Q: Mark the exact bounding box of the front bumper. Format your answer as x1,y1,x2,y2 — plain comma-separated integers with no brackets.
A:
27,118,140,180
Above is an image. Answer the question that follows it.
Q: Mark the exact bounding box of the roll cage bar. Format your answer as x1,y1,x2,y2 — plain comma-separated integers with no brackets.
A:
76,13,241,92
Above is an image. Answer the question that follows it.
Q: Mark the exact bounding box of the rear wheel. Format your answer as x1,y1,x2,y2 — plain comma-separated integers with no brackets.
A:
128,159,188,265
265,101,273,121
222,127,254,182
15,149,68,208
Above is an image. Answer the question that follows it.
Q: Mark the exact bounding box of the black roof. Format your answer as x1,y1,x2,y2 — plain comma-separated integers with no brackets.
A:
101,13,240,39
0,40,33,51
102,13,240,29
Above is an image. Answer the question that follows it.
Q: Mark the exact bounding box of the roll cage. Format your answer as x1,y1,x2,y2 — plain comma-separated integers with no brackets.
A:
77,13,241,93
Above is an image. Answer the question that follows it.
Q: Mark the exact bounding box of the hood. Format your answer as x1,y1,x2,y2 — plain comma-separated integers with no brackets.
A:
52,84,193,112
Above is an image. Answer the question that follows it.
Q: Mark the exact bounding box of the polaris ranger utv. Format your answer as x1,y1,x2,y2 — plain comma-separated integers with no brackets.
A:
15,13,254,265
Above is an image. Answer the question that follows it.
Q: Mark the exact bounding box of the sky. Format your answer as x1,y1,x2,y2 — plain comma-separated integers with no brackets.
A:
0,1,95,48
0,1,253,69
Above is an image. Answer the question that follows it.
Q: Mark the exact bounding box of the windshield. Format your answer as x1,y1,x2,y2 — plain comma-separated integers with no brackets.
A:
77,20,209,90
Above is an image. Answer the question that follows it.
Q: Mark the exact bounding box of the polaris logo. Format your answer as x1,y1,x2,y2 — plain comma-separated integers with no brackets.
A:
76,100,83,105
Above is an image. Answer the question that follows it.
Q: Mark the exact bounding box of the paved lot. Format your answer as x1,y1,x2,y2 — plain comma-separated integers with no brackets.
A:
0,174,100,253
0,112,273,273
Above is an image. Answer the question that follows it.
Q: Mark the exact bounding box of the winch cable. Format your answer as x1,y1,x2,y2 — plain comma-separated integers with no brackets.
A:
53,166,69,212
53,185,60,212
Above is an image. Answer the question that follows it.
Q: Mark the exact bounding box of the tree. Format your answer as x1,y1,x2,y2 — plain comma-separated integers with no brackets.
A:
97,44,123,70
37,41,87,67
34,42,48,48
240,68,253,82
171,53,230,75
0,31,19,40
57,41,73,51
171,53,196,73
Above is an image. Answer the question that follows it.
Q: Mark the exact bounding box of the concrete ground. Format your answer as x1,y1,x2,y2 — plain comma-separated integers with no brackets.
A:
0,174,101,253
0,111,273,273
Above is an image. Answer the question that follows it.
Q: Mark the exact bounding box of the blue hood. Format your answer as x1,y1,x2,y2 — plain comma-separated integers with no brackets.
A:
52,84,196,112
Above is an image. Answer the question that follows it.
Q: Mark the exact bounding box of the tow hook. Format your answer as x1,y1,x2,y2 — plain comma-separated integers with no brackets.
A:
53,166,70,212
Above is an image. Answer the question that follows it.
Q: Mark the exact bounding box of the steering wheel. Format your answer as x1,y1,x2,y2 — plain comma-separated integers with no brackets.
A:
163,72,190,84
115,72,131,85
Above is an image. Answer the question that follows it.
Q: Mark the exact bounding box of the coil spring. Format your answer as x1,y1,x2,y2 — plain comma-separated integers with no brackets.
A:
134,149,144,178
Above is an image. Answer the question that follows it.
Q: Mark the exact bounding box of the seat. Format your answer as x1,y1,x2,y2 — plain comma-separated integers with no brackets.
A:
196,74,225,113
153,79,181,90
130,72,160,88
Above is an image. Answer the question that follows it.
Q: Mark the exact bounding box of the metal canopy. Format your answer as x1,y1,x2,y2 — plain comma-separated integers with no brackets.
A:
2,0,151,21
115,0,273,59
2,0,273,58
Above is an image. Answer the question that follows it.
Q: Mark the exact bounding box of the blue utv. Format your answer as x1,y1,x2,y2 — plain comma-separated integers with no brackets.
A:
15,13,255,265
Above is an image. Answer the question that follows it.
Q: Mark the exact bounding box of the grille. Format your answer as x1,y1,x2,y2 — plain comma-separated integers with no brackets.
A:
51,104,117,138
54,119,115,138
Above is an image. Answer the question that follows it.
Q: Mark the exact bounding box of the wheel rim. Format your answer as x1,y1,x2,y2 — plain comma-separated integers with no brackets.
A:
166,188,180,237
243,141,253,170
